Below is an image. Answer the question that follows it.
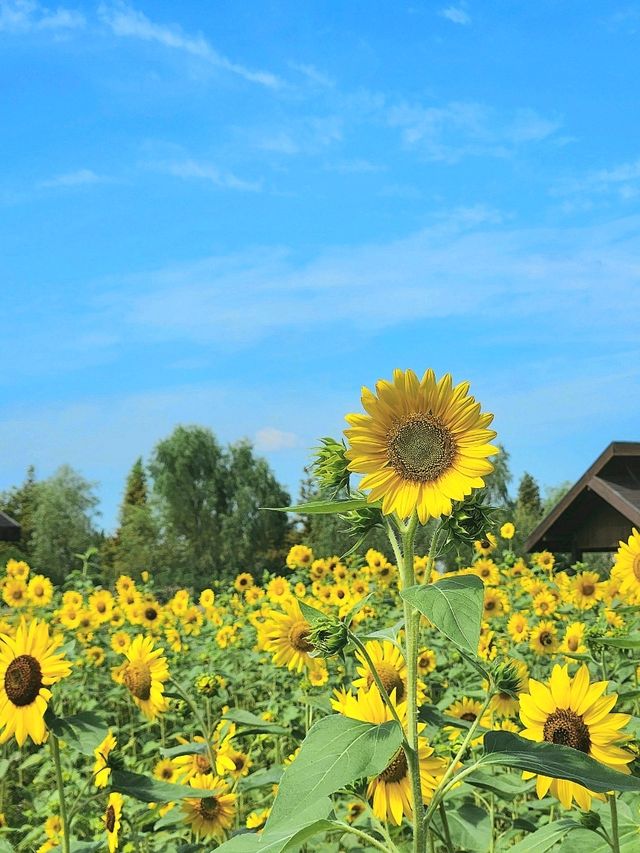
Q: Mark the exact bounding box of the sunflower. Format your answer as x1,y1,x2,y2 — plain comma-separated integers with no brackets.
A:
344,369,497,523
534,551,555,572
258,598,319,673
333,684,447,825
560,621,588,656
353,640,425,705
104,793,123,852
266,576,291,603
533,589,557,617
519,664,633,809
27,575,53,607
115,574,135,596
529,620,559,655
234,572,254,593
472,559,500,586
612,528,640,600
154,758,177,782
3,578,28,608
483,588,510,619
0,618,72,745
88,590,114,624
308,661,329,686
182,773,237,840
136,598,164,631
227,747,252,779
246,808,270,830
286,545,313,570
172,732,236,780
474,533,497,556
86,646,105,667
445,697,492,744
500,522,515,540
345,801,366,823
199,588,215,609
110,631,131,654
94,730,117,788
121,635,169,720
417,648,437,676
507,612,529,643
571,571,602,610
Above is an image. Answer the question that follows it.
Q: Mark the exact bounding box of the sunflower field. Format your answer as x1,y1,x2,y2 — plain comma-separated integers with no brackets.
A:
3,369,640,853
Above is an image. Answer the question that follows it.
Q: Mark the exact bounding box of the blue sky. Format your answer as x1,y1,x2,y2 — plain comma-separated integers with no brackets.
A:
2,0,640,531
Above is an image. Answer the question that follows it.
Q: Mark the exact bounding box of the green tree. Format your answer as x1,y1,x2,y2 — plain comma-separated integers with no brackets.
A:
109,457,159,582
513,471,544,547
0,465,40,563
483,444,513,509
30,465,99,584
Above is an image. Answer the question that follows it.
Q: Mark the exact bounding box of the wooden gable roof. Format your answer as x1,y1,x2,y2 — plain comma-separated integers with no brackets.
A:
525,442,640,557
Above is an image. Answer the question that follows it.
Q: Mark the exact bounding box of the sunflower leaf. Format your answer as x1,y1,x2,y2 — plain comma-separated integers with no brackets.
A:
109,768,216,803
44,710,108,756
592,635,640,649
216,800,336,852
263,498,371,514
266,714,403,828
400,575,484,655
222,708,288,736
505,818,583,852
159,741,207,759
481,732,640,792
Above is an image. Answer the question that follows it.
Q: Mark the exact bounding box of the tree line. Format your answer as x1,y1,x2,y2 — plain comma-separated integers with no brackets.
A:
0,431,565,590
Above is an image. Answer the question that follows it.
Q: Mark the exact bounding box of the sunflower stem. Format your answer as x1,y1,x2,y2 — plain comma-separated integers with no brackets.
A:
348,632,407,735
423,693,493,832
170,678,217,775
338,823,397,853
609,793,620,853
50,733,71,853
438,801,454,853
396,511,425,853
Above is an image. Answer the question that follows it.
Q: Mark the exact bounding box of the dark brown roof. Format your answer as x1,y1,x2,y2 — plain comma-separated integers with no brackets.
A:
0,511,21,542
525,442,640,555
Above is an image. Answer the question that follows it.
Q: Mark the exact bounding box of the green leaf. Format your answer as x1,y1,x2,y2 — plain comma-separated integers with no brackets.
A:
50,843,103,853
482,732,640,793
400,575,484,655
298,599,328,628
239,766,283,792
160,742,207,759
222,708,288,736
593,635,640,649
507,819,582,853
109,769,216,803
465,769,535,800
263,498,371,514
44,710,108,756
216,800,335,852
436,803,490,853
267,714,403,827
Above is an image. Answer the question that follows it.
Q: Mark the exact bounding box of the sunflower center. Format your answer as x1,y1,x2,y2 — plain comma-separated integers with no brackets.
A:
123,661,152,700
288,621,314,653
581,584,595,596
161,767,173,780
568,637,579,651
195,753,212,773
485,600,496,611
543,709,591,752
105,805,116,833
461,712,477,722
366,663,405,702
380,748,408,783
387,414,456,483
4,654,43,706
199,796,220,820
144,607,158,621
633,555,640,582
539,631,554,647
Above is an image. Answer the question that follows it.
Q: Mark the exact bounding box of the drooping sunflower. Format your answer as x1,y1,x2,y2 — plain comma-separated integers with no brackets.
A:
0,618,72,745
103,793,123,853
258,598,315,673
333,684,447,825
344,369,497,523
120,635,169,720
612,528,640,601
519,664,632,809
182,773,237,840
94,730,117,788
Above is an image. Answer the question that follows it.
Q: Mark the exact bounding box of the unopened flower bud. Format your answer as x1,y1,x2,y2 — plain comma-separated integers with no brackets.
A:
312,437,351,496
491,659,522,698
307,617,349,658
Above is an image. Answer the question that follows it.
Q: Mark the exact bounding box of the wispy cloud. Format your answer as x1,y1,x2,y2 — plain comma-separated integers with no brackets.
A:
553,157,640,202
254,427,301,452
98,2,282,89
39,168,107,188
0,0,84,32
147,159,262,192
387,101,561,162
439,6,471,25
289,61,334,88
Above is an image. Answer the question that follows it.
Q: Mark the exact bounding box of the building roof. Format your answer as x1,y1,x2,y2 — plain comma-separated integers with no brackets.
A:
0,511,21,542
525,442,640,555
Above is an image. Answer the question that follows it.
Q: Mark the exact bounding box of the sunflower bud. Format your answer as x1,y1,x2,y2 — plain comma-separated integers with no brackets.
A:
195,674,220,697
578,810,602,831
490,659,522,698
307,616,349,658
312,437,351,496
439,491,498,548
339,500,384,541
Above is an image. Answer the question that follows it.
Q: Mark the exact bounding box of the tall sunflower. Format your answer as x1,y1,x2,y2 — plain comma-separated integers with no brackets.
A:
0,619,72,746
182,773,237,840
120,635,169,720
344,369,497,523
519,664,632,809
612,528,640,602
332,684,446,826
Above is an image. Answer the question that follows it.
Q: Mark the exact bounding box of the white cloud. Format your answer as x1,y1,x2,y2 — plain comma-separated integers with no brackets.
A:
254,427,301,452
553,157,640,201
98,2,281,89
387,101,561,162
39,168,106,188
439,6,471,25
289,61,334,88
148,159,262,192
0,0,84,32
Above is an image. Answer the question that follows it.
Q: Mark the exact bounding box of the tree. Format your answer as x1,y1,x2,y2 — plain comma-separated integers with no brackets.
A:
513,471,544,546
483,444,513,509
0,465,40,563
109,458,159,581
30,465,99,584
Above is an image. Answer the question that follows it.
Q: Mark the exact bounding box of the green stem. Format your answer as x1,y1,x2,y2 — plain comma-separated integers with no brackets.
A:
349,632,406,734
423,694,493,831
170,678,216,774
609,794,620,853
50,733,71,853
338,823,396,853
438,801,454,853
